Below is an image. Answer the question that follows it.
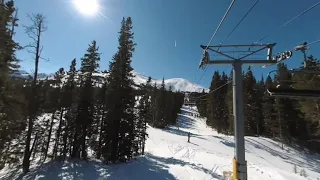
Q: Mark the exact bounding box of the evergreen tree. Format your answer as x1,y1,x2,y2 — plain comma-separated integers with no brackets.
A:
103,17,137,163
154,78,166,128
150,82,158,126
195,89,207,118
71,41,100,159
243,66,257,136
136,77,152,155
61,58,77,160
274,63,306,144
206,71,222,132
220,72,230,134
23,13,47,174
0,0,25,166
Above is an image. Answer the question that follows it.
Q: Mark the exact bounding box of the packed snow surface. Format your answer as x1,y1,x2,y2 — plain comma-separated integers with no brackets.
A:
1,106,320,179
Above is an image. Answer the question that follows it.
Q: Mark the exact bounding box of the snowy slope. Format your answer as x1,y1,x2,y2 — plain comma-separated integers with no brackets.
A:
13,70,208,93
2,106,319,180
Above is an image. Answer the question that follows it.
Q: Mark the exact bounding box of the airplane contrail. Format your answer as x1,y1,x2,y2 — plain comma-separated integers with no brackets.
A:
175,40,177,47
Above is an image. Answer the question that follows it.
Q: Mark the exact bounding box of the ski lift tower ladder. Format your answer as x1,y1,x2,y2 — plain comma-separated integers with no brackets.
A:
199,43,277,180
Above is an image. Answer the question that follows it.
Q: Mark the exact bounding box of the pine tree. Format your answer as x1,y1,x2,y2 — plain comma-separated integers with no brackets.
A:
52,68,65,159
195,89,207,118
220,72,230,134
273,63,306,145
154,78,166,128
243,66,257,136
0,0,25,166
93,81,108,159
61,59,77,160
103,17,137,163
136,77,152,155
255,76,265,136
164,86,174,125
23,13,47,174
294,56,320,142
71,40,100,159
206,71,221,131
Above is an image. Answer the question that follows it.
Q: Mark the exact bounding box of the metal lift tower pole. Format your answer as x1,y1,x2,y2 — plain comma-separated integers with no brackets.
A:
233,60,246,179
199,43,277,180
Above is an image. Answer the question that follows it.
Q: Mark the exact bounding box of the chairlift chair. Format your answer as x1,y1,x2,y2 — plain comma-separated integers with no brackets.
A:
267,87,320,98
199,50,209,69
266,68,320,98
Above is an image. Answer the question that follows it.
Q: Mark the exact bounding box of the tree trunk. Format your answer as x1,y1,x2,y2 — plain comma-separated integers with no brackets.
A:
81,124,88,159
278,109,283,150
43,112,55,162
30,133,38,160
62,126,68,161
53,108,64,159
96,113,104,159
22,116,33,174
142,120,147,155
71,124,80,159
111,120,119,163
32,133,39,160
23,13,46,174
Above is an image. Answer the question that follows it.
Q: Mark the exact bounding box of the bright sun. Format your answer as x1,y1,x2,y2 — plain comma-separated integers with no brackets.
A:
73,0,100,16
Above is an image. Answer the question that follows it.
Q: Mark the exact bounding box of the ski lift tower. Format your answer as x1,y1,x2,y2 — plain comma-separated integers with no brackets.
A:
199,43,278,180
184,92,196,106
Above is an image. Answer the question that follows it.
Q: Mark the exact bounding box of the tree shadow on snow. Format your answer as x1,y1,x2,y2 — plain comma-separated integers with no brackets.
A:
180,109,197,115
140,153,224,180
246,138,320,173
18,153,225,180
17,159,108,180
176,114,197,130
220,140,235,148
213,135,251,153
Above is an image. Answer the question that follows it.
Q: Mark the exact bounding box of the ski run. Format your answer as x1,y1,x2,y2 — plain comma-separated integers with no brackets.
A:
1,106,320,180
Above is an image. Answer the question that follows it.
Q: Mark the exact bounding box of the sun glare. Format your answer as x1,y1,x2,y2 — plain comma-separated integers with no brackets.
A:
73,0,100,16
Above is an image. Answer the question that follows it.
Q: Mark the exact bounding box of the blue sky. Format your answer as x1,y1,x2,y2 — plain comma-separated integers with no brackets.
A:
14,0,320,87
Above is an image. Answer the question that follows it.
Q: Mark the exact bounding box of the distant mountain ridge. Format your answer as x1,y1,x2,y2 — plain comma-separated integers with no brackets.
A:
12,70,209,93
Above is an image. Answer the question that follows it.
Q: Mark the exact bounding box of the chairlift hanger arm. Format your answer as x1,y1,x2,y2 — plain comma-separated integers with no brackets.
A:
202,43,276,48
239,45,269,60
206,47,237,60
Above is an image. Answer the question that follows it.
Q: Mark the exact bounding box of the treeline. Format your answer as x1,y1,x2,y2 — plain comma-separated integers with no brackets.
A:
0,0,184,174
196,56,320,152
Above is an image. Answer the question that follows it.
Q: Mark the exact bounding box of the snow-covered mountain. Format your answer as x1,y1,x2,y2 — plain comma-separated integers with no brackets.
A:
13,70,209,93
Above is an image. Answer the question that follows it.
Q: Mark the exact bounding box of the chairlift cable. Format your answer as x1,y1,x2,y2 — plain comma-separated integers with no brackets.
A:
258,1,320,42
219,0,260,47
185,0,237,103
204,0,237,51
